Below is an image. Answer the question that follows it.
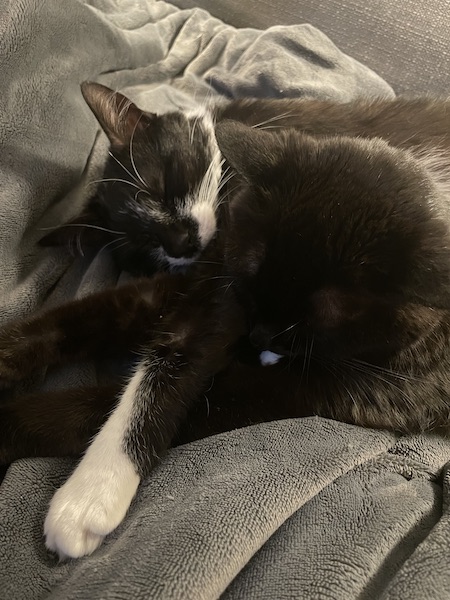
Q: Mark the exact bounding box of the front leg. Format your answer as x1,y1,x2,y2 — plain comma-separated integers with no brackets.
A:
0,274,180,387
44,284,246,559
44,369,144,559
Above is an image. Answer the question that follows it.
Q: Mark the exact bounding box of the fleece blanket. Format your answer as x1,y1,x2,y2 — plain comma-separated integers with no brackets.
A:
1,1,449,598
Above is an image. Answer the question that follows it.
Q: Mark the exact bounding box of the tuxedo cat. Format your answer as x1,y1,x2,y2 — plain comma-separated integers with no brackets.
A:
41,82,224,275
3,91,450,560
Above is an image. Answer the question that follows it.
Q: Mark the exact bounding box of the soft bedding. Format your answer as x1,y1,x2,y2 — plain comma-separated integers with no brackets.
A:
1,1,449,599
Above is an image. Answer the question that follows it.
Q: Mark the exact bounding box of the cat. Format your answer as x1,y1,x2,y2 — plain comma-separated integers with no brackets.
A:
45,84,450,278
3,91,450,560
41,82,224,276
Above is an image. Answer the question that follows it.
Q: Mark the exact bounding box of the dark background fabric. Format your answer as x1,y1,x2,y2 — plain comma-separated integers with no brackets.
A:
171,0,450,95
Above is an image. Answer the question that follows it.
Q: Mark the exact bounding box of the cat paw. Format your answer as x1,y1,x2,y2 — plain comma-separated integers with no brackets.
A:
44,462,140,559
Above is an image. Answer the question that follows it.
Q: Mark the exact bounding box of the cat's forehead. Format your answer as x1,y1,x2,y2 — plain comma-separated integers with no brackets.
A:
157,109,216,158
133,109,219,196
250,135,437,230
229,135,450,294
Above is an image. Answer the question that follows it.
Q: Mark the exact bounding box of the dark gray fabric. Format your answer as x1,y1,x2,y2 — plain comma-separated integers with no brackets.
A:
3,419,450,599
1,1,450,599
171,0,450,96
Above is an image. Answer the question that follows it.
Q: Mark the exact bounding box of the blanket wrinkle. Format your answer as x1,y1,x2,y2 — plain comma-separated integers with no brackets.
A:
1,1,449,599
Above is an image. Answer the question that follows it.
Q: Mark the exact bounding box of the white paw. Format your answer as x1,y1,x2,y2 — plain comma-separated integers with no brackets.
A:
44,459,140,559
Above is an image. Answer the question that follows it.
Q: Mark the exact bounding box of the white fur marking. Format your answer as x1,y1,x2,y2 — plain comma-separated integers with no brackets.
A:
156,247,199,269
190,201,218,246
260,351,283,366
44,369,144,559
182,109,223,248
129,198,170,225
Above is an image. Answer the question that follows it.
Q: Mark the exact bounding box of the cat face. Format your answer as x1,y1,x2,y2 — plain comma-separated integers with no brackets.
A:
217,121,450,366
92,94,222,274
43,83,222,275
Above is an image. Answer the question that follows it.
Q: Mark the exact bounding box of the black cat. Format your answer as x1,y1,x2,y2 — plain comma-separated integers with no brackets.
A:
2,90,450,559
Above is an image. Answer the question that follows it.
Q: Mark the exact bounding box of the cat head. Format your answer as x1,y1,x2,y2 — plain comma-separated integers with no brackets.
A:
43,83,222,275
216,120,450,366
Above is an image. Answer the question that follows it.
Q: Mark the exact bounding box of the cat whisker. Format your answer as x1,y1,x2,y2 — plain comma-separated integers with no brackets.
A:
320,357,364,412
218,171,235,187
200,280,236,299
336,358,416,407
201,275,234,282
251,111,295,129
191,261,225,271
343,357,423,383
204,394,210,418
134,189,152,202
216,281,235,295
188,106,208,146
285,330,299,372
220,184,243,200
189,113,199,146
299,335,310,384
89,177,142,191
337,377,359,413
306,335,315,384
39,223,127,235
75,232,84,257
217,171,237,193
257,125,287,130
218,164,232,181
66,231,84,258
129,118,147,187
108,151,141,185
95,236,127,257
272,321,300,339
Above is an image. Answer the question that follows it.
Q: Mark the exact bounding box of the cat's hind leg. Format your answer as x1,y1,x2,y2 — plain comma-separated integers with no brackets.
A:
0,384,120,464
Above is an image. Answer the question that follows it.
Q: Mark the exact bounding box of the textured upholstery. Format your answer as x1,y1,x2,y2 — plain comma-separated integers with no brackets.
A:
171,0,450,95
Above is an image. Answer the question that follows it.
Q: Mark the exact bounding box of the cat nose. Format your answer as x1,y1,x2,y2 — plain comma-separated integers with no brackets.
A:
161,225,197,258
249,324,273,349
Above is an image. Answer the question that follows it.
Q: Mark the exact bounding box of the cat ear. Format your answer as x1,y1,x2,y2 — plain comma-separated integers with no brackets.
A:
215,120,279,183
81,82,154,149
39,210,113,249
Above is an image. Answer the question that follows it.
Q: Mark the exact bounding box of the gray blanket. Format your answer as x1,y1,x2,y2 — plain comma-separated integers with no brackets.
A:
1,1,449,598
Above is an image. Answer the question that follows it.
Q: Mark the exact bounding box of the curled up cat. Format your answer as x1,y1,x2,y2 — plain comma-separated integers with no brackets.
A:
3,84,450,559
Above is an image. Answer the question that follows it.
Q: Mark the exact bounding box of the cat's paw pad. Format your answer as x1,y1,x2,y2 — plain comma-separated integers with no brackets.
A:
44,465,140,559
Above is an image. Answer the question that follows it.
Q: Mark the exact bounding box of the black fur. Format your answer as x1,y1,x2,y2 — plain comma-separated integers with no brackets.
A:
3,93,450,467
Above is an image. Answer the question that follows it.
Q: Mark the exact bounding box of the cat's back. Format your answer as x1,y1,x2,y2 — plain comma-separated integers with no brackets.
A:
215,95,450,153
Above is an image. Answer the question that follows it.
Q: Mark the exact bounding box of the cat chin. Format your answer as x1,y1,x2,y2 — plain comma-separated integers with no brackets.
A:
156,248,200,271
